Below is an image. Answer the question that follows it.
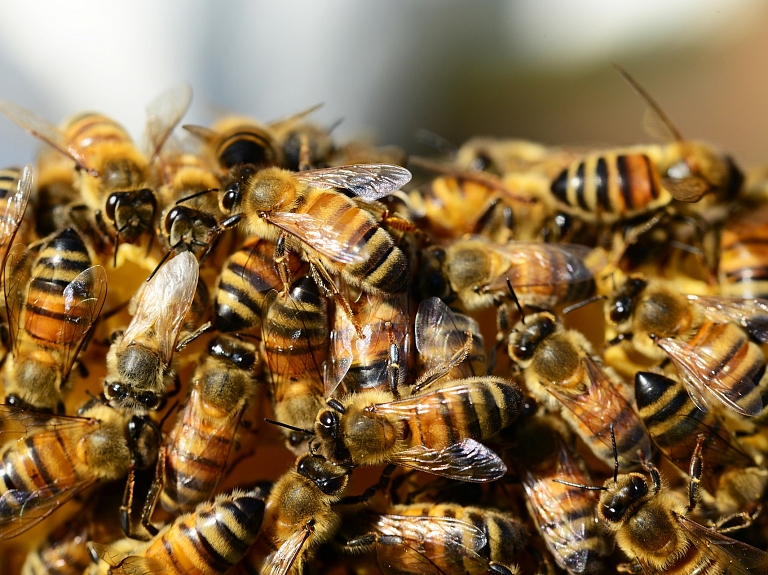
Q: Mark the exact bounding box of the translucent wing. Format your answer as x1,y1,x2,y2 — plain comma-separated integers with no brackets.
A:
688,294,768,343
656,335,762,417
293,164,412,200
327,302,354,397
548,357,651,463
121,252,199,364
0,403,97,440
637,514,768,575
269,102,324,130
372,514,488,575
0,164,32,268
144,84,193,162
415,297,474,380
266,210,369,264
110,556,166,575
486,241,605,291
3,243,34,356
0,101,95,174
266,524,314,575
388,439,506,482
55,265,108,378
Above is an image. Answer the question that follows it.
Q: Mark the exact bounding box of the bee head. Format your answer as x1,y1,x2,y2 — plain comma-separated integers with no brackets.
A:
296,454,350,496
598,472,650,525
608,275,647,325
508,312,556,362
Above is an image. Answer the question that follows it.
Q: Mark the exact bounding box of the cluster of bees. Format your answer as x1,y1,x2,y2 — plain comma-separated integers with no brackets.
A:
0,65,767,574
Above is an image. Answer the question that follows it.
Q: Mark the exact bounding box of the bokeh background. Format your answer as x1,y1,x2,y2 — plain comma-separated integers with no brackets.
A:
0,0,766,167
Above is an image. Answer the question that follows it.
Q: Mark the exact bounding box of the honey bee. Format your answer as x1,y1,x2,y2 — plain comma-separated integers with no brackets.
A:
550,66,743,225
268,103,335,171
103,251,199,414
2,228,107,412
718,202,768,298
507,311,651,469
340,503,528,575
21,513,92,575
213,237,305,336
634,370,768,529
607,274,768,418
216,164,412,297
262,276,328,453
309,375,523,482
416,236,606,314
238,454,356,575
588,436,768,574
453,137,575,178
157,333,260,514
326,290,410,398
0,86,192,262
505,412,610,575
88,486,265,575
0,400,160,539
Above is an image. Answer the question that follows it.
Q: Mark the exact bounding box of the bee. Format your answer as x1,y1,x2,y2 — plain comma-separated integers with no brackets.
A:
216,164,413,297
453,136,575,178
238,454,355,575
21,515,92,575
88,486,265,575
584,434,768,574
2,228,107,412
268,103,335,171
155,149,223,263
634,370,768,529
213,237,305,336
507,311,651,469
606,274,768,418
416,236,606,316
310,374,523,482
157,333,260,514
550,66,743,225
0,164,32,264
262,276,328,453
505,412,610,575
326,290,410,398
0,86,192,261
103,251,199,414
415,296,486,383
340,503,528,575
718,202,768,298
0,400,160,539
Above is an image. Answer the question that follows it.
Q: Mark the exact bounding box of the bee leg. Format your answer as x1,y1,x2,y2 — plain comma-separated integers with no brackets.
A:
274,233,294,293
337,465,397,506
176,321,212,352
139,446,165,538
413,330,473,392
298,134,312,171
686,434,706,512
337,532,377,554
120,462,138,537
307,255,362,338
616,561,644,574
384,322,401,400
713,501,762,533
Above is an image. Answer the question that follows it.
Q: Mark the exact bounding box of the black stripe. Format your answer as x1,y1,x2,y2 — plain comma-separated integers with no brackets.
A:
595,158,609,212
575,163,589,211
550,170,569,203
186,515,234,571
617,155,633,209
469,385,492,439
643,155,659,199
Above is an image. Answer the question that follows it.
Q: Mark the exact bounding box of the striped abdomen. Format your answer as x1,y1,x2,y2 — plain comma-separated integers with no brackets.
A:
63,113,134,153
214,238,304,335
22,228,93,349
718,204,768,298
634,371,755,491
21,519,91,575
551,152,669,223
141,489,265,575
216,125,278,170
302,189,409,294
382,377,522,450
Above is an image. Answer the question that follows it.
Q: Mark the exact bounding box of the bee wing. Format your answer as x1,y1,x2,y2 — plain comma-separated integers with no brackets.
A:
265,524,314,575
326,307,353,397
487,242,605,291
0,404,96,440
55,265,108,379
415,297,473,380
688,294,768,343
520,441,595,573
656,336,763,417
110,557,167,575
388,439,506,482
0,476,98,539
266,211,369,264
548,357,651,463
0,101,96,175
293,164,412,200
144,84,193,163
0,165,32,269
3,243,34,356
372,514,488,575
651,514,768,575
121,252,199,363
661,176,709,203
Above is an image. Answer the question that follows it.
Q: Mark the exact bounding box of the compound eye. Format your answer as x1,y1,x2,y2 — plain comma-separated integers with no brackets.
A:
630,475,648,498
105,382,123,400
319,410,336,430
610,297,631,323
221,187,238,213
317,475,346,495
165,207,182,233
105,193,122,221
138,393,160,410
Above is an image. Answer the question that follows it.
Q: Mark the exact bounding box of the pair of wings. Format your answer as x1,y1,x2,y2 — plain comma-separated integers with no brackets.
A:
115,251,199,366
0,405,103,539
0,85,192,177
3,242,107,381
632,513,768,574
657,294,768,418
260,163,411,265
548,356,652,466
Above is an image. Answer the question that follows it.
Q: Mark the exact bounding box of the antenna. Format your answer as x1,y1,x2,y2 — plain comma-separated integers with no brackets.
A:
506,278,526,325
264,418,315,436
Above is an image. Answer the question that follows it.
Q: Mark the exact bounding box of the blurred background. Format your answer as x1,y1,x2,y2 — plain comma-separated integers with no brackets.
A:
0,0,767,166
